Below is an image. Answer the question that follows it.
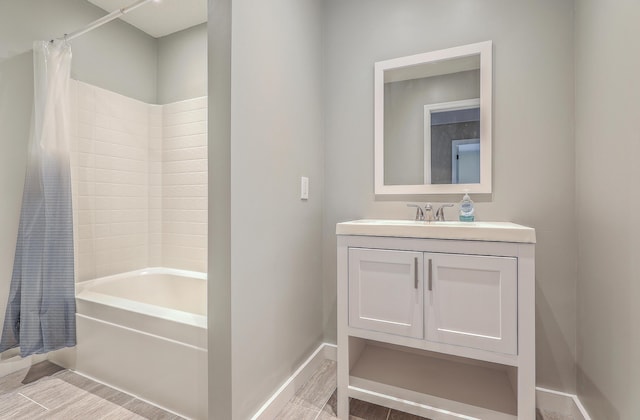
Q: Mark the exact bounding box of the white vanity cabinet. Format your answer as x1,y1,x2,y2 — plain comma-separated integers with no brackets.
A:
336,220,536,420
425,252,518,355
348,248,424,339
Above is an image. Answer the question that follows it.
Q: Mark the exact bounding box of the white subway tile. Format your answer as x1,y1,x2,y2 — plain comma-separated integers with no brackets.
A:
163,97,207,114
162,185,207,198
162,209,207,223
163,134,207,150
163,233,207,249
163,159,207,173
163,121,207,138
78,122,95,140
78,83,96,112
163,146,207,162
163,222,207,236
78,109,95,125
162,197,207,210
164,109,207,126
71,86,209,276
162,172,207,186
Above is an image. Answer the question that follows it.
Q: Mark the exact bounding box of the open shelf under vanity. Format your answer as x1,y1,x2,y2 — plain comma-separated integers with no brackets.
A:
348,340,517,419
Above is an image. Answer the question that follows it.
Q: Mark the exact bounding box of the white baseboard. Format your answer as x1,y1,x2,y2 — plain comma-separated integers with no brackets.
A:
251,342,336,420
536,387,591,420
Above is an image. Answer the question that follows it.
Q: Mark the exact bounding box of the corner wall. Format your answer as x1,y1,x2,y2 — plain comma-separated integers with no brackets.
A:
0,0,158,103
157,23,208,105
575,1,640,418
322,0,577,393
229,0,325,418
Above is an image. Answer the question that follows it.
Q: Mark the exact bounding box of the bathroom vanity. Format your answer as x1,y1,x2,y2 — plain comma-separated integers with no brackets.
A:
336,220,536,419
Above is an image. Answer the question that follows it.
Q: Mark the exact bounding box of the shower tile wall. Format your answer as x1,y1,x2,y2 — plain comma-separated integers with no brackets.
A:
69,80,208,281
148,105,163,268
161,98,208,273
70,81,150,281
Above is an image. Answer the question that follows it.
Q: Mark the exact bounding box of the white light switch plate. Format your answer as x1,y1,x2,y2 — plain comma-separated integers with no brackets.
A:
301,177,309,200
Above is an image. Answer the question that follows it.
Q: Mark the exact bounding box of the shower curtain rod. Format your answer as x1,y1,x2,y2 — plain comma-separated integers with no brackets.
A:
54,0,157,42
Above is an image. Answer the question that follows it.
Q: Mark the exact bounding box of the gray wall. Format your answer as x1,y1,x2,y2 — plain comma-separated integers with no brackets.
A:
158,23,207,104
228,0,325,418
322,0,577,393
384,69,480,185
0,0,158,103
208,0,232,417
575,1,640,418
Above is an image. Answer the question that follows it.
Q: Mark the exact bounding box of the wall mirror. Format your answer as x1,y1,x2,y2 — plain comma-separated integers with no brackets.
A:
374,41,492,195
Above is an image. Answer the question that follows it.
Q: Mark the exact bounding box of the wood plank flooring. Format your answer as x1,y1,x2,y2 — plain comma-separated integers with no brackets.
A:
0,361,181,420
0,359,576,419
274,359,576,420
274,360,429,420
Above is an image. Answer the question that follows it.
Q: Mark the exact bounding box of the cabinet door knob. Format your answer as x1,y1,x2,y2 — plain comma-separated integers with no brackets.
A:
414,257,418,289
428,258,433,291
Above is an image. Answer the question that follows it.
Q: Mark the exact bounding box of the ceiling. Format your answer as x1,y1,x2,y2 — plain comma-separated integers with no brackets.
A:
86,0,207,38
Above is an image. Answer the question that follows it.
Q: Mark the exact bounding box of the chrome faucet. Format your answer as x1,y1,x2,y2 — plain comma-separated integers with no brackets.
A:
407,204,425,221
407,203,435,222
424,203,434,222
435,203,455,221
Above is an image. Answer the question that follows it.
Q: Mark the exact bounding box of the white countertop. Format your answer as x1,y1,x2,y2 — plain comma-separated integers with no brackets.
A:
336,219,536,243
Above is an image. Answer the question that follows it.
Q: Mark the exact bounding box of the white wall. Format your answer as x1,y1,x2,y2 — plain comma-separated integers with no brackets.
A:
229,0,325,418
157,23,208,105
322,0,577,393
575,1,640,418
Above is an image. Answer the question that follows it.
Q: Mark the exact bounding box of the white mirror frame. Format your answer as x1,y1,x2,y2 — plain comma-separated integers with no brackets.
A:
374,41,493,195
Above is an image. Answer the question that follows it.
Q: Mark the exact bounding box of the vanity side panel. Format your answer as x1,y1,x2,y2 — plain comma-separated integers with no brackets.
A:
336,237,350,419
517,243,536,419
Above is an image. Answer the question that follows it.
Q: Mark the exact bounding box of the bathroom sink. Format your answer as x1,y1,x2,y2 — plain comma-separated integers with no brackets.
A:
336,219,536,243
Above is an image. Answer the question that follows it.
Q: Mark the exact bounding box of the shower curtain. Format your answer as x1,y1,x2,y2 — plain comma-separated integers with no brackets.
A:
0,40,76,357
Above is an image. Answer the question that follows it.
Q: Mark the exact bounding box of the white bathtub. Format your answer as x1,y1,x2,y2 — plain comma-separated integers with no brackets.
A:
70,268,208,419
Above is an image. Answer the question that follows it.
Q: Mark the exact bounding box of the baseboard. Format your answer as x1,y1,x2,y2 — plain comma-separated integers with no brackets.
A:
536,387,591,420
251,342,337,420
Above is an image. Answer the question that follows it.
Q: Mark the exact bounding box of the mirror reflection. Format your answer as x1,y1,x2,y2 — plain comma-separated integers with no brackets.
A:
375,41,492,195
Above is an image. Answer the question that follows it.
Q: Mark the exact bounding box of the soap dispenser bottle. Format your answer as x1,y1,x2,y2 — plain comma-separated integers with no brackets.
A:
459,193,475,222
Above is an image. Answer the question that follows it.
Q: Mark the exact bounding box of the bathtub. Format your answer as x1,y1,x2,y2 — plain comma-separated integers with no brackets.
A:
70,268,207,419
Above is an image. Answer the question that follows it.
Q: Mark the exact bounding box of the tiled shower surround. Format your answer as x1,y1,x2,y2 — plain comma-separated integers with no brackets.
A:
69,80,207,281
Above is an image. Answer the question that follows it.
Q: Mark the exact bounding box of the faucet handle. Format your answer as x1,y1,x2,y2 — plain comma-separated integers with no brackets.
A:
435,203,455,221
407,204,425,221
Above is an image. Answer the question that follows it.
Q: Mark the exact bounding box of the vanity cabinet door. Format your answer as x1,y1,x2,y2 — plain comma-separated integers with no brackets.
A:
425,253,517,354
348,248,424,339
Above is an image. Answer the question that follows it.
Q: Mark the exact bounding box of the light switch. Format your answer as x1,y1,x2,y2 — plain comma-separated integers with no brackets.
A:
300,176,309,200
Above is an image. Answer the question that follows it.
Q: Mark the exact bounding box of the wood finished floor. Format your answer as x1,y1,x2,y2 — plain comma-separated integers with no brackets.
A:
275,360,576,420
0,361,181,419
274,360,429,420
0,359,576,420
